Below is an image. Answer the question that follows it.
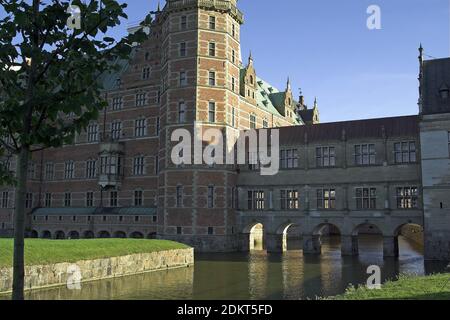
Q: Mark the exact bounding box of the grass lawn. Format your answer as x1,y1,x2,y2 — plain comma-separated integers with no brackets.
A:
334,273,450,300
0,239,190,268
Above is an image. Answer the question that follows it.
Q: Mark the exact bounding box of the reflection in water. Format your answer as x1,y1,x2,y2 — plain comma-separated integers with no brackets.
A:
2,235,447,300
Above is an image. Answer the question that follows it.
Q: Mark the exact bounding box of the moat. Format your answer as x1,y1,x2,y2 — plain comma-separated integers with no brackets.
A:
5,236,449,300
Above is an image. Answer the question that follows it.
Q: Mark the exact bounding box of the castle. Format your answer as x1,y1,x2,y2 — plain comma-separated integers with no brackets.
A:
0,0,449,260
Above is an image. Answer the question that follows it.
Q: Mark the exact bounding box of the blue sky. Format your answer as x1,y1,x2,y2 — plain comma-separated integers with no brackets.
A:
2,0,449,122
119,0,450,122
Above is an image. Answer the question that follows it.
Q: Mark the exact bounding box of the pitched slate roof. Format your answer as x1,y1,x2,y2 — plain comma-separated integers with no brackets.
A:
274,115,419,145
422,57,450,115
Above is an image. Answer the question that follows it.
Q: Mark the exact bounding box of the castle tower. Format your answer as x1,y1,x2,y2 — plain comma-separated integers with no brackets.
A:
418,46,450,260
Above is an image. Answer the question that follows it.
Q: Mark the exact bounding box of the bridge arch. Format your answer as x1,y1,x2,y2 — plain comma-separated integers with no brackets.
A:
241,222,264,252
83,230,95,239
29,230,39,238
41,230,52,239
54,230,65,240
68,231,80,239
273,222,302,252
113,231,127,238
393,222,424,257
98,230,111,238
147,232,157,239
352,223,384,256
130,231,144,239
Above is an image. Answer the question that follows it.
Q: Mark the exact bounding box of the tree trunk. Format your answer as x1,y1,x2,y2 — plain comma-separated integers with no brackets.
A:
12,147,30,300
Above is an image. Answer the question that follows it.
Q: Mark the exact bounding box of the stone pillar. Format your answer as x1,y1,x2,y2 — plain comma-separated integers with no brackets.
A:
341,235,359,256
303,235,321,255
266,233,284,252
239,233,250,252
383,236,399,258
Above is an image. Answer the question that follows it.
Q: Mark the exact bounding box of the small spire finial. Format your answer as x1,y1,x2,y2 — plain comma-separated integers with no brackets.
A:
314,97,318,108
419,43,424,62
157,1,161,11
287,77,291,90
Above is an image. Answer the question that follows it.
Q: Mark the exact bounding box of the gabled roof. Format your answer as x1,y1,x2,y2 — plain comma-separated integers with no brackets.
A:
422,57,450,115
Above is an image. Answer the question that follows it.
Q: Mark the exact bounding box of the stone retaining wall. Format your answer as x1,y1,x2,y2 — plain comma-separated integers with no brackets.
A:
0,248,194,294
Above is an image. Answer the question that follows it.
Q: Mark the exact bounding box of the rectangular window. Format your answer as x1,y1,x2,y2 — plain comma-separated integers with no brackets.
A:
356,188,377,209
25,193,33,209
133,156,145,176
134,190,143,207
111,121,122,140
180,15,187,29
64,193,71,207
208,102,216,123
45,193,52,207
112,97,123,111
250,114,256,129
232,24,236,37
317,189,336,209
64,161,75,179
178,102,187,123
394,142,416,164
100,155,122,176
87,123,99,142
232,49,235,63
180,42,187,57
45,162,54,180
136,93,146,107
396,187,418,209
280,190,299,210
176,186,183,208
1,191,8,208
316,146,336,167
142,67,151,80
135,118,147,137
27,162,35,179
263,119,269,128
207,186,214,208
179,71,187,86
110,191,118,207
208,71,216,86
208,227,214,235
86,192,94,207
86,160,97,178
209,42,216,57
247,190,265,210
177,227,183,235
231,77,236,92
209,16,216,30
280,149,299,169
355,144,376,165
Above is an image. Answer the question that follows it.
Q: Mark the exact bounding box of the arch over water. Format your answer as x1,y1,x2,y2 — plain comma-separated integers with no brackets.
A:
393,223,424,256
242,222,264,251
83,230,95,239
98,231,111,238
275,223,302,251
352,223,383,236
54,231,65,240
130,231,144,239
68,231,80,239
352,223,384,256
113,231,127,238
41,230,52,239
29,230,39,238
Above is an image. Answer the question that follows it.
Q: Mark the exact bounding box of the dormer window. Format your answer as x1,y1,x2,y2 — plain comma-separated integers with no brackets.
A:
440,84,449,99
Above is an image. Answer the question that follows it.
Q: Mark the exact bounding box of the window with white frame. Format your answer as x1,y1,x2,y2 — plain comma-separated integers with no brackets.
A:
250,114,256,129
110,191,118,207
134,190,143,207
232,24,236,37
64,161,75,179
208,71,216,86
176,186,183,208
396,187,418,209
112,97,123,111
247,190,265,210
1,191,8,208
45,162,54,180
232,49,236,63
100,155,122,175
45,193,52,207
208,102,216,123
317,189,336,209
180,15,187,29
178,102,186,123
280,149,299,169
209,42,216,57
111,121,122,140
136,93,146,107
133,156,145,176
281,190,299,210
231,77,236,92
86,192,94,207
25,193,33,209
180,42,187,57
316,146,336,167
135,118,147,137
142,67,151,80
394,141,416,164
209,16,216,30
64,192,71,207
180,71,187,86
356,187,376,209
86,159,97,178
87,123,99,142
355,144,376,165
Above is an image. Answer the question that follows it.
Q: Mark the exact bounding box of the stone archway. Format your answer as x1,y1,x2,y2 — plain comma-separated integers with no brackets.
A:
267,223,302,252
147,232,157,239
304,223,342,255
113,231,127,238
240,223,264,252
68,231,80,239
352,223,385,256
54,230,65,240
394,223,424,257
41,230,52,239
29,230,39,238
83,230,95,239
130,231,144,239
98,231,111,238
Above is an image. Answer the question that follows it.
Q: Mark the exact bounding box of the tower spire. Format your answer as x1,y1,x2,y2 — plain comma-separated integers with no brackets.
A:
314,97,318,108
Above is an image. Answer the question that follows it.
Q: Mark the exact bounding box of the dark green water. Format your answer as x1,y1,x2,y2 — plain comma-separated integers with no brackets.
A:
5,236,449,300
